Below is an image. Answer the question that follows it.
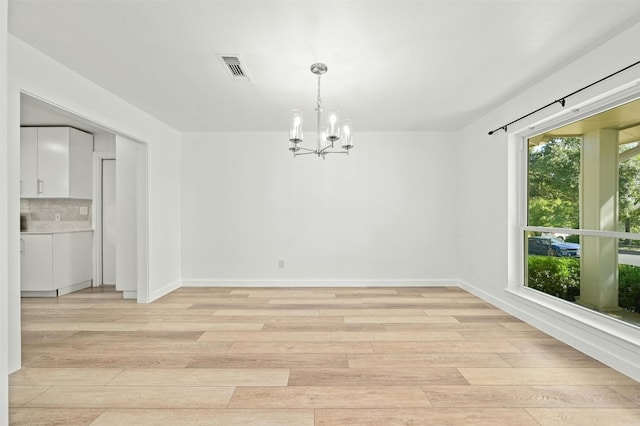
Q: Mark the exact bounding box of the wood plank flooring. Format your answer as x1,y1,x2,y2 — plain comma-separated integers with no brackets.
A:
10,285,640,425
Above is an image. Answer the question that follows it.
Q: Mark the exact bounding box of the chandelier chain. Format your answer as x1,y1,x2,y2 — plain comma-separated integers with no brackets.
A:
316,74,323,151
316,74,322,111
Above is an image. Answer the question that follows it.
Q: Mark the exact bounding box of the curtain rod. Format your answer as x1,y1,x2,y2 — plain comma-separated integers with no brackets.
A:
488,59,640,136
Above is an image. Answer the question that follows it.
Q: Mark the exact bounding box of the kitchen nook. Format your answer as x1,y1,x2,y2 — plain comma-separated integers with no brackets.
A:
19,126,94,297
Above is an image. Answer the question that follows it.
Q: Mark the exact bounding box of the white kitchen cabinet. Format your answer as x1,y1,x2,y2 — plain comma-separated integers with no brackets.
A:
20,231,93,295
52,232,93,292
20,234,53,291
20,127,94,198
20,128,39,197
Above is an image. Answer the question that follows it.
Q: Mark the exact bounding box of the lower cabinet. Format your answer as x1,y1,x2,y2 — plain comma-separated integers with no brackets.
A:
20,231,93,295
20,234,54,291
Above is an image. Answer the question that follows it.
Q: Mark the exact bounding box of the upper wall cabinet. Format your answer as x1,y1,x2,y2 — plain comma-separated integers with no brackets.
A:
20,127,94,199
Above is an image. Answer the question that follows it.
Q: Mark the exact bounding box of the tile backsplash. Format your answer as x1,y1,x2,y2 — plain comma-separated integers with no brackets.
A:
21,199,92,232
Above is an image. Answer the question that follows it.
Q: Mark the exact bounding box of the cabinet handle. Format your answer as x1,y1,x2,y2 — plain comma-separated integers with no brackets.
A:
37,179,44,194
20,239,24,255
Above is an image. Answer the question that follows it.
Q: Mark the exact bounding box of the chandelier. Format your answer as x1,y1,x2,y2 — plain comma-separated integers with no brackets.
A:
288,63,354,158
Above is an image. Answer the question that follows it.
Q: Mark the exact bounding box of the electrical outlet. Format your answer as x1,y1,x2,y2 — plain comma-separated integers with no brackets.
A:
55,213,61,222
79,206,89,215
278,260,285,269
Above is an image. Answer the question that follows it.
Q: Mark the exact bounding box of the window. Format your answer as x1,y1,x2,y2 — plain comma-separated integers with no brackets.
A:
523,97,640,328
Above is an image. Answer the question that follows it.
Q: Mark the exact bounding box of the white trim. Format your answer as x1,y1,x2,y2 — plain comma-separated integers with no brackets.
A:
180,279,459,288
137,142,149,303
458,279,640,382
148,279,181,303
0,3,9,423
92,151,115,287
507,131,526,293
20,90,148,146
56,280,92,296
524,225,640,241
514,78,640,140
20,290,56,298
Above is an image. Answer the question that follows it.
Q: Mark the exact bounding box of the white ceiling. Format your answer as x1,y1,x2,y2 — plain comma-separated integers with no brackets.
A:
8,0,640,132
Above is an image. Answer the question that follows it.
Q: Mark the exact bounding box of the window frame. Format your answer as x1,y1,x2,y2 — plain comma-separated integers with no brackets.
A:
510,81,640,336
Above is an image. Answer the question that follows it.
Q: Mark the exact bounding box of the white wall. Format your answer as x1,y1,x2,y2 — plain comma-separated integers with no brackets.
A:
6,36,182,373
181,131,458,285
115,136,147,299
0,1,9,423
457,21,640,380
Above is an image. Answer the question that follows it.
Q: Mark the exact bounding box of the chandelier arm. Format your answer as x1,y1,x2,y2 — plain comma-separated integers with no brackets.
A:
294,151,319,156
297,147,316,152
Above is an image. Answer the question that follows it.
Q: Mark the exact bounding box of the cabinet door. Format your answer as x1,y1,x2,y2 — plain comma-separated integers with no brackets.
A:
52,232,93,290
20,235,53,291
68,128,94,199
37,127,70,197
20,128,38,197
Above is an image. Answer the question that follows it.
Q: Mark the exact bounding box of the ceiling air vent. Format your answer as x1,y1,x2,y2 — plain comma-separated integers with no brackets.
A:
217,54,253,82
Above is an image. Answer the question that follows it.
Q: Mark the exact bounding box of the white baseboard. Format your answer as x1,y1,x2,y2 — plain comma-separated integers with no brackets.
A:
21,290,57,298
458,279,640,383
21,280,92,298
179,278,459,288
148,279,181,303
57,280,92,296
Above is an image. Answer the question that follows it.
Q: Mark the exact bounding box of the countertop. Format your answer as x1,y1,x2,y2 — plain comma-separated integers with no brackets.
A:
21,229,94,235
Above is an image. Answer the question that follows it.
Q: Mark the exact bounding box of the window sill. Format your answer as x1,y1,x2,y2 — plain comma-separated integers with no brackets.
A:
506,286,640,348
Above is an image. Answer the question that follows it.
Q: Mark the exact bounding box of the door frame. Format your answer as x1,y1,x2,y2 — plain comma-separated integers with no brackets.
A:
93,152,115,287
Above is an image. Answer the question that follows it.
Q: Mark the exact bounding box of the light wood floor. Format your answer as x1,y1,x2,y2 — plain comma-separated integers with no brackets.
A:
10,286,640,425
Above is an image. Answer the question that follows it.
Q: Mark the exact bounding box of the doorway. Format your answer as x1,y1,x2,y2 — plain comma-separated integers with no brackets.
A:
94,153,116,287
10,92,151,383
20,93,149,301
102,159,116,285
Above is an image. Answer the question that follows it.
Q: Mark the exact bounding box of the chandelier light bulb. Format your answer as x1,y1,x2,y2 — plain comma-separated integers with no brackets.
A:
289,109,303,143
326,107,340,142
341,119,354,150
